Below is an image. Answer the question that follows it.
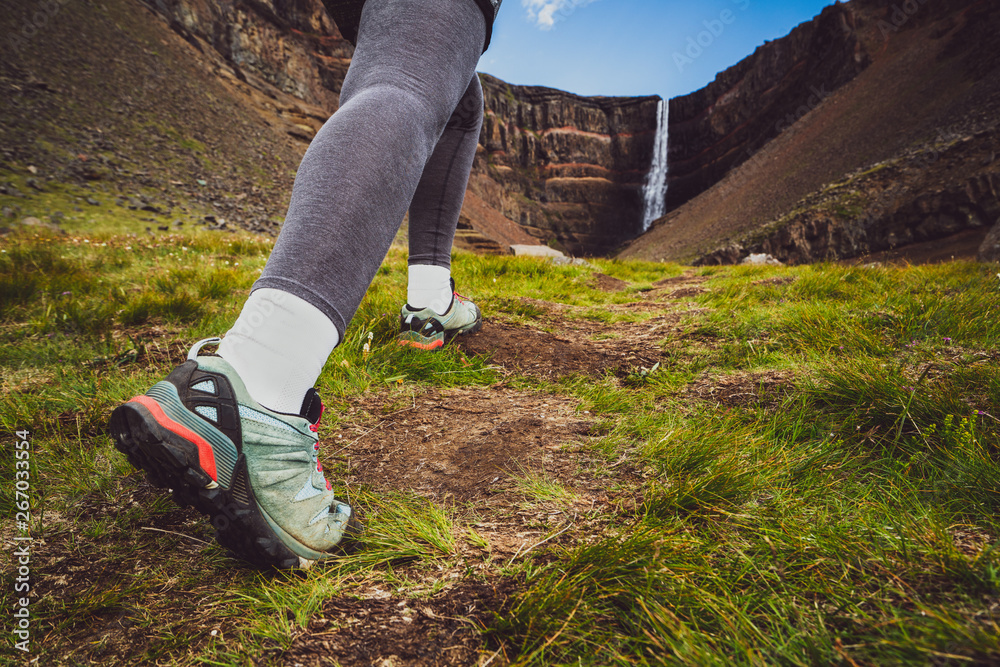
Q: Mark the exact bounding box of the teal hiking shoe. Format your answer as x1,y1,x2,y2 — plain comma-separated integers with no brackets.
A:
109,338,358,569
398,279,482,350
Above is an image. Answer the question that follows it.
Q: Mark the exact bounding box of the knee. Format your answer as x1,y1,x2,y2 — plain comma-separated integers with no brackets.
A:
447,76,484,133
342,82,448,137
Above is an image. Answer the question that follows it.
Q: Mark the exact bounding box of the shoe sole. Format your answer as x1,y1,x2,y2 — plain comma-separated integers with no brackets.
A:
109,399,311,569
398,316,483,351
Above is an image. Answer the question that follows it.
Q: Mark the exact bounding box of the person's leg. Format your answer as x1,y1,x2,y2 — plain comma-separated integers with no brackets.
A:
252,0,484,336
398,74,485,348
111,0,487,568
220,0,486,405
405,74,484,315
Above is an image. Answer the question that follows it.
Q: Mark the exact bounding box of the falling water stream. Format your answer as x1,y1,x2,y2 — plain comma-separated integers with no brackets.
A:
641,99,669,232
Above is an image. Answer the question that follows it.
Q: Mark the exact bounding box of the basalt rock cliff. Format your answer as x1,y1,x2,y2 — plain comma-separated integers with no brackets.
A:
474,76,660,256
142,0,354,134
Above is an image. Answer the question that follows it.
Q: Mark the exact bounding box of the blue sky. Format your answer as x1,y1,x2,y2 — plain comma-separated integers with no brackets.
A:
479,0,836,101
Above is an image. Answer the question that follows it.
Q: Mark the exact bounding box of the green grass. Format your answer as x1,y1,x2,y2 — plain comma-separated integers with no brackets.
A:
2,227,998,665
515,466,580,507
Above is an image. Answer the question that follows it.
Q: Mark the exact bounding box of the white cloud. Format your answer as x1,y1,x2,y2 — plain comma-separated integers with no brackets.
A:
522,0,599,30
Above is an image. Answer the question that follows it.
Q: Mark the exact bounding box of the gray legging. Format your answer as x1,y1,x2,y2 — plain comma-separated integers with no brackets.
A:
253,0,486,338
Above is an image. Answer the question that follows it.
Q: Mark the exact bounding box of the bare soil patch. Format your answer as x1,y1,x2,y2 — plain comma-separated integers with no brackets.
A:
281,578,518,667
648,274,711,301
680,370,796,409
335,387,594,504
90,326,189,369
591,272,629,292
456,285,712,382
456,320,660,380
330,386,644,557
455,302,703,381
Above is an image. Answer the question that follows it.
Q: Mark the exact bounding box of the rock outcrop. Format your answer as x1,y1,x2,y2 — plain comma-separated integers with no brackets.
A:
979,221,1000,263
148,0,354,110
667,2,871,210
696,129,1000,265
473,75,661,256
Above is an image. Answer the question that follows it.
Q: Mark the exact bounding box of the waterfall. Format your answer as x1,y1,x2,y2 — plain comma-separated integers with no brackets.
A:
641,99,669,232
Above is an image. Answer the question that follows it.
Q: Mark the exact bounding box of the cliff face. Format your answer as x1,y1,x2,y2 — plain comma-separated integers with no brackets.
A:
474,75,660,256
150,0,353,109
139,1,659,255
667,2,871,210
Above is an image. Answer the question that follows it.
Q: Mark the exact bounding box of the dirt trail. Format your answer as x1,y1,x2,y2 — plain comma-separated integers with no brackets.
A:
277,272,716,665
284,579,519,667
453,275,709,382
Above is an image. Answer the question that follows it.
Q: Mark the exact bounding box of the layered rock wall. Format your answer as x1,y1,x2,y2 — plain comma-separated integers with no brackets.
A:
475,75,660,255
146,0,353,109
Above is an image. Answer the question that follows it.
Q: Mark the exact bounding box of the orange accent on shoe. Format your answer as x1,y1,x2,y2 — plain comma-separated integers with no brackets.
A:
130,394,219,482
398,339,444,351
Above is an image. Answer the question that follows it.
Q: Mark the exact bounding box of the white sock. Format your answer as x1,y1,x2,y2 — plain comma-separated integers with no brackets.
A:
407,264,452,315
217,288,340,414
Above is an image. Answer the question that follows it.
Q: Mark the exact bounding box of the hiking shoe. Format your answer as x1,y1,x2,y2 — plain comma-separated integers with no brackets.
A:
398,279,482,350
108,337,358,569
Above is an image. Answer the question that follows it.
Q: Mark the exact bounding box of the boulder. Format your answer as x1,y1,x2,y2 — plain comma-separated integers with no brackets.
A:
741,253,783,266
978,221,1000,262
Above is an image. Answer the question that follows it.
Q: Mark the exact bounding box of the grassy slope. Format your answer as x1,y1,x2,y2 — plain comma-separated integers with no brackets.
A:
1,209,999,664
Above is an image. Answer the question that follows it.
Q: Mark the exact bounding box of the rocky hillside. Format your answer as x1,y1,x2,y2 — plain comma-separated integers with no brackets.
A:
0,0,340,235
143,0,353,112
1,0,658,256
667,2,870,211
622,0,1000,264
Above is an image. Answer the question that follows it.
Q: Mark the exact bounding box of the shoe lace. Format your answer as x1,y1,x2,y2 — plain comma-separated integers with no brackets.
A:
308,402,333,491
